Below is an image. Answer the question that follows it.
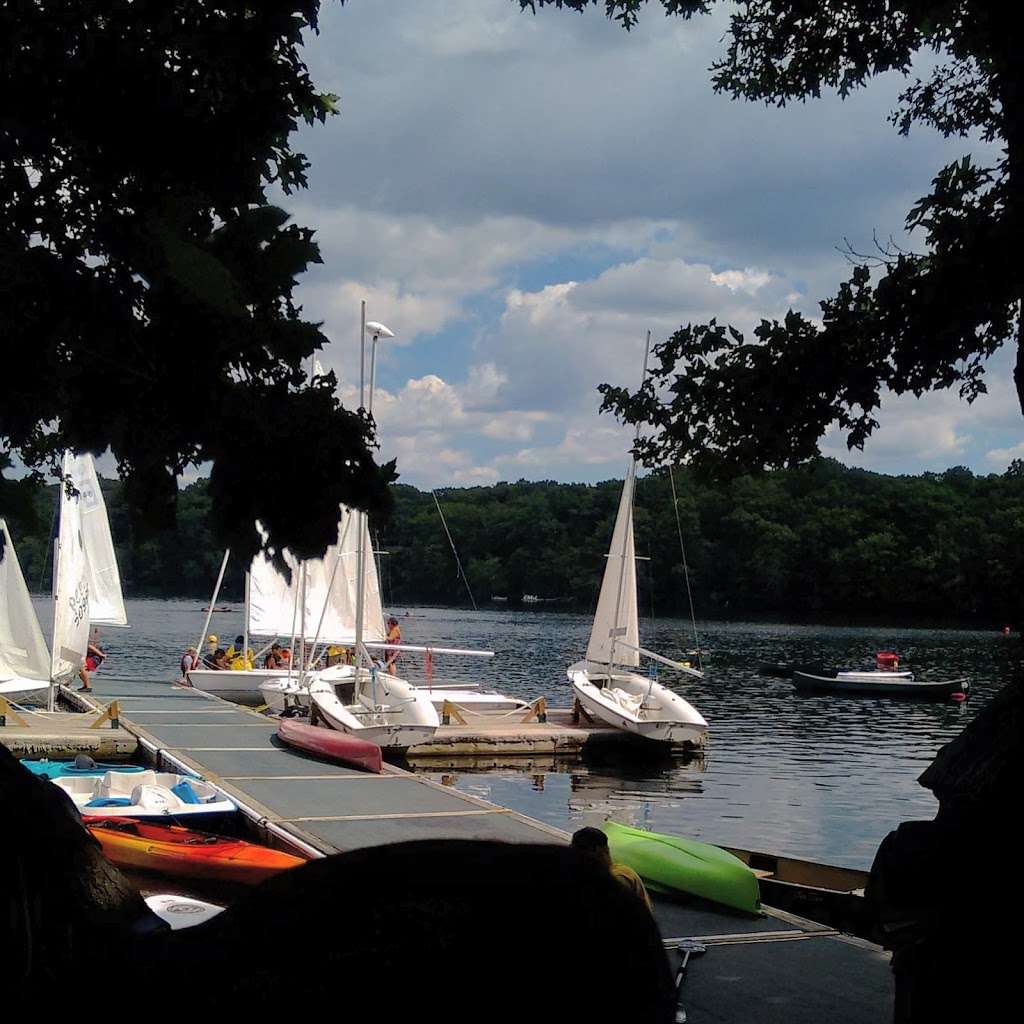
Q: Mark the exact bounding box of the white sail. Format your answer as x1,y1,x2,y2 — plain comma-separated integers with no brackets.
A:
0,519,51,688
246,522,303,638
303,506,386,645
50,475,92,685
65,452,128,626
586,462,639,668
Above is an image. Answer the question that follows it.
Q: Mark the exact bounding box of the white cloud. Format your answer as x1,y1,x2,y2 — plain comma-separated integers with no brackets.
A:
985,441,1024,469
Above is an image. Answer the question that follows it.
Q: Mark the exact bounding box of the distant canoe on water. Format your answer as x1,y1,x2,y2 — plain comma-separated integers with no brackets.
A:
202,605,233,612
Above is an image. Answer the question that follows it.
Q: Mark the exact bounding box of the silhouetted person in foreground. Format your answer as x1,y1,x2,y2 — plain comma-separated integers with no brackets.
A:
572,825,653,911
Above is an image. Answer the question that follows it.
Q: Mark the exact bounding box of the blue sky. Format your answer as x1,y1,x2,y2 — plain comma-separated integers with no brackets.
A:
274,0,1022,488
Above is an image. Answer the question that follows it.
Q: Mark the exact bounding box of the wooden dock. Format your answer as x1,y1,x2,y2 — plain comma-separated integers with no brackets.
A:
56,674,892,1023
0,701,137,760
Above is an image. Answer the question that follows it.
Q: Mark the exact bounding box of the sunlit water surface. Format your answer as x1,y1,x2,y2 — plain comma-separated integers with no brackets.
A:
35,598,1017,870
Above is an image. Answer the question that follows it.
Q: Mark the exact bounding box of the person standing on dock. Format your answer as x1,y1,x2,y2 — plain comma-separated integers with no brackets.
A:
571,827,653,912
77,637,106,693
384,616,402,672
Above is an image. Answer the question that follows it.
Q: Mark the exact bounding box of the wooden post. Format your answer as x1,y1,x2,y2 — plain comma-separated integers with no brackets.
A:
0,696,28,728
572,698,595,726
88,700,120,730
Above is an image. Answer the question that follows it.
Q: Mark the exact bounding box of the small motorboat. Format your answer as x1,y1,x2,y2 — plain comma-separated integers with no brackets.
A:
277,715,383,773
144,894,225,930
85,818,306,883
51,769,237,818
603,820,761,915
792,670,969,698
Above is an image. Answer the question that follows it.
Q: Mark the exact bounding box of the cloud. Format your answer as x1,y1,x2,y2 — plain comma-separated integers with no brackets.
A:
985,441,1024,470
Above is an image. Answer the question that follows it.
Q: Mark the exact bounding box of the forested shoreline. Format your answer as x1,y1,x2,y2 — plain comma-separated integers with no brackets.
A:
5,458,1023,627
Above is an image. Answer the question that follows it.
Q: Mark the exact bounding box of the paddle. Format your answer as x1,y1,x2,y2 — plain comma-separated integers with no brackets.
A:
673,939,707,1024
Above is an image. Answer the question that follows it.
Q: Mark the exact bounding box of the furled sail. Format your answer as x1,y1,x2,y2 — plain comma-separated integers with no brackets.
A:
0,519,51,691
50,479,92,685
65,452,128,626
585,462,639,668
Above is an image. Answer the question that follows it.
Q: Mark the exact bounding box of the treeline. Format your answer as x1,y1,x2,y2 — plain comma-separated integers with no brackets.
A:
5,459,1024,625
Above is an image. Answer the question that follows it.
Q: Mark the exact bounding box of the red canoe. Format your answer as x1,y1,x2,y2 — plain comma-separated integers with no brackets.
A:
277,716,383,774
84,818,307,885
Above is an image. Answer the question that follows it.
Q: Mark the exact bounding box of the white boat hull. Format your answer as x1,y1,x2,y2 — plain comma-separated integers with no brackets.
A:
187,667,293,705
51,769,236,818
569,666,707,747
308,668,439,749
0,677,49,703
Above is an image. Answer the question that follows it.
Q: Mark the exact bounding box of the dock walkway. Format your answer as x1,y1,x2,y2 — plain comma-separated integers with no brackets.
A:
66,674,893,1023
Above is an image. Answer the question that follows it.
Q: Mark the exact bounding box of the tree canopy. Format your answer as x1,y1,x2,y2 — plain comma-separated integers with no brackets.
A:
0,0,391,565
9,461,1024,627
520,1,1023,473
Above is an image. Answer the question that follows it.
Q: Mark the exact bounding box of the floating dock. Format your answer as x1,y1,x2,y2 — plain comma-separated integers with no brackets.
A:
0,703,137,760
57,674,891,1023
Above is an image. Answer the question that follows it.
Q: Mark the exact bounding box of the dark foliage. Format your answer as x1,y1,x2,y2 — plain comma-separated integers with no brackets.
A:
9,459,1024,626
0,1,393,566
520,2,1024,471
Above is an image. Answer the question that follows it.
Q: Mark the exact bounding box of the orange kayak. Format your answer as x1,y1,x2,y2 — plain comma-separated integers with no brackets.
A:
85,818,307,884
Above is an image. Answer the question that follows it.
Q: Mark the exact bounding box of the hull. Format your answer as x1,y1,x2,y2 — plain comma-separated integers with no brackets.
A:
51,769,237,818
0,677,48,703
308,669,439,749
569,669,707,747
277,716,383,773
603,820,761,915
418,687,529,713
144,894,225,930
792,671,969,697
187,667,292,705
23,760,146,779
85,818,306,884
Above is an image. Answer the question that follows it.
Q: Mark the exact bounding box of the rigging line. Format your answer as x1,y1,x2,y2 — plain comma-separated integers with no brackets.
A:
669,464,702,672
431,490,477,612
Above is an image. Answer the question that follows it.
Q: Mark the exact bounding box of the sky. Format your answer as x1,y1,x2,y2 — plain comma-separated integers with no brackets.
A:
276,0,1022,489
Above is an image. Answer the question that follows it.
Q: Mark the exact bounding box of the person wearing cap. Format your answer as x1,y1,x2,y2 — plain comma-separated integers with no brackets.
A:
226,634,254,670
384,616,401,672
571,827,652,911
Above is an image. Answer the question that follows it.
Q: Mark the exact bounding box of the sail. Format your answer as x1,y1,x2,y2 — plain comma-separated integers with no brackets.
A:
586,463,639,668
50,478,92,684
304,507,386,645
65,452,128,626
0,519,51,687
246,522,303,638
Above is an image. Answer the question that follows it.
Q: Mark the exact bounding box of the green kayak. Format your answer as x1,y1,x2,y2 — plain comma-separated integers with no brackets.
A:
603,820,762,915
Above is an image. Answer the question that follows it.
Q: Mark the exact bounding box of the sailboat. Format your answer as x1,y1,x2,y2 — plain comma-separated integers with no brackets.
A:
303,509,441,748
567,461,708,748
0,519,52,702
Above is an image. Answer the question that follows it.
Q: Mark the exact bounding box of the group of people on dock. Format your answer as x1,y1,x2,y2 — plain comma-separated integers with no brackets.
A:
177,616,403,679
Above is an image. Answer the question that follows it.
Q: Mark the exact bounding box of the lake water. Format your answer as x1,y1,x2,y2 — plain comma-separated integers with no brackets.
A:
38,598,1017,870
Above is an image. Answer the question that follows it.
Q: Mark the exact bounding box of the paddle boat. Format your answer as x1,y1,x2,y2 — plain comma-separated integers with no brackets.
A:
22,756,148,779
85,818,306,883
603,820,761,915
144,894,225,930
51,769,236,818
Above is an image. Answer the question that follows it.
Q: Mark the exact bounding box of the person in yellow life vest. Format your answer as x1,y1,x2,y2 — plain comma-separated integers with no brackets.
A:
384,617,402,672
571,827,652,912
225,634,254,670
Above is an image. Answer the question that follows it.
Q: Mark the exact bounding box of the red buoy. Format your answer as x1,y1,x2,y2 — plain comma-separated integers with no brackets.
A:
952,692,967,702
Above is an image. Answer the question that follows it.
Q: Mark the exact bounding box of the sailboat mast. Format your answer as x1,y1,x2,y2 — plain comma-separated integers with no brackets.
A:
608,331,652,668
47,490,62,714
242,570,250,669
354,303,368,679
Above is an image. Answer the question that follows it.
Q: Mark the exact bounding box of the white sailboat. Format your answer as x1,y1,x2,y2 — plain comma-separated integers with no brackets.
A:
0,519,52,702
567,460,708,748
49,465,93,709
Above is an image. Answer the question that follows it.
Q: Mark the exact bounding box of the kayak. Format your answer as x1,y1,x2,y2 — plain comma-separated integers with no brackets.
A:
277,715,383,773
85,818,306,884
23,759,147,779
603,820,761,915
144,894,225,930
